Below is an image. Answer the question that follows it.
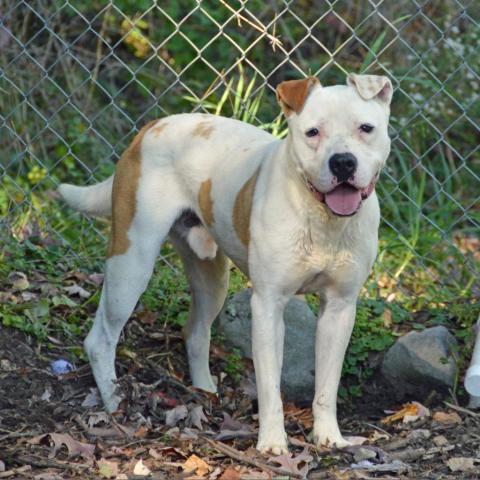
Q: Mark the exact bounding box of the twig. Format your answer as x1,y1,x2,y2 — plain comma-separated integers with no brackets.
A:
86,4,112,109
0,465,31,478
363,422,392,437
13,454,90,471
444,401,480,418
202,436,303,479
219,0,282,50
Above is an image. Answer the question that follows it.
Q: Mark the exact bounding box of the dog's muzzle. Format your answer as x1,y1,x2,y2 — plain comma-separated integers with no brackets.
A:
306,175,378,216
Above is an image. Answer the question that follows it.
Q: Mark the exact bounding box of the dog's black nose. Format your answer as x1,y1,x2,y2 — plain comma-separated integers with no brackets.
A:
328,153,358,182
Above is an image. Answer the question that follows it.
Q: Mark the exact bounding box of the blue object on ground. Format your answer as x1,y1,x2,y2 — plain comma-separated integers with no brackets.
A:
50,359,75,375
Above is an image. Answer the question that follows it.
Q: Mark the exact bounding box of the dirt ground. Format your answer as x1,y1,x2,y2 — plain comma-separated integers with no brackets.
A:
1,322,479,480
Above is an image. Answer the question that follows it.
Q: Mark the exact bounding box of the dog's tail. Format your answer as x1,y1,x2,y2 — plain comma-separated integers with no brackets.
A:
58,176,113,217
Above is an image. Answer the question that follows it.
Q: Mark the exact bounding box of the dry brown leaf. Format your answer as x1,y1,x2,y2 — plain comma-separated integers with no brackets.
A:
186,404,209,430
29,432,95,459
219,467,241,480
446,457,476,472
268,447,313,477
165,405,188,427
381,402,430,424
97,458,118,478
183,454,211,476
133,459,151,476
284,403,314,429
432,411,462,425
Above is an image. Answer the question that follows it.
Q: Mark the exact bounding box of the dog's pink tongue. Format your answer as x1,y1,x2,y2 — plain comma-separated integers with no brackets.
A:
325,184,362,216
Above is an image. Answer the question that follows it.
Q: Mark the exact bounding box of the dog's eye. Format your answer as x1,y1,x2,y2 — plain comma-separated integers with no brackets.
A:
360,124,374,133
305,128,319,138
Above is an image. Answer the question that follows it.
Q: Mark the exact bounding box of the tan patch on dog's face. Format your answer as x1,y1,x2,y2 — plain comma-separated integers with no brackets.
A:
192,121,214,139
107,120,158,258
151,122,168,138
232,167,261,247
198,179,214,226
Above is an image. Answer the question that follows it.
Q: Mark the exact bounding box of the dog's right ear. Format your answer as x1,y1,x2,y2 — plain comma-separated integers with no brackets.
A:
276,77,320,117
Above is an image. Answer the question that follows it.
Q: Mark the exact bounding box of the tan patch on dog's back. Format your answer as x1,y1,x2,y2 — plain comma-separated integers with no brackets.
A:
198,179,214,226
107,120,158,258
192,121,214,139
232,167,261,247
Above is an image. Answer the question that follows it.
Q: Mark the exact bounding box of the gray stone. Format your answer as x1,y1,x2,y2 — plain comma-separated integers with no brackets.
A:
381,326,458,398
217,289,316,402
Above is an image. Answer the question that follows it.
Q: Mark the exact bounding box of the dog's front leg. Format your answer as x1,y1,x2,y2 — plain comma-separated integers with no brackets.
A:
251,290,288,454
313,295,356,448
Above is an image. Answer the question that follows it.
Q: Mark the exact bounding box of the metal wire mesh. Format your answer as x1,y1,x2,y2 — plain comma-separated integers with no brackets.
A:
1,1,479,293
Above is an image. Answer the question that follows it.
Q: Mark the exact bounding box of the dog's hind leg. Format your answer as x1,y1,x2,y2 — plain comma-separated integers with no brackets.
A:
85,172,186,412
170,227,229,393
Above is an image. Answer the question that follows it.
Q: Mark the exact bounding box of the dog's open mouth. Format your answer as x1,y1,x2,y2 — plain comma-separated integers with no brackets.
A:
307,178,377,216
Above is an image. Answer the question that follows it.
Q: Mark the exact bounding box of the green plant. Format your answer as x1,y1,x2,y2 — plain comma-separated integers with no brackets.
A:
224,349,244,382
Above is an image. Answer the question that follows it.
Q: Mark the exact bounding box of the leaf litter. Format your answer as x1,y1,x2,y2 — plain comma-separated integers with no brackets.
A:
1,307,480,479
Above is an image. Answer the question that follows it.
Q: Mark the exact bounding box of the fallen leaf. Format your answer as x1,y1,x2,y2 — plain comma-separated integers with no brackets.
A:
446,457,476,472
219,468,240,480
34,474,63,480
29,433,95,459
41,387,52,402
88,273,104,285
381,402,430,424
284,403,314,429
97,458,118,478
64,283,91,298
367,430,389,443
268,447,312,477
134,425,149,439
432,411,462,425
133,459,151,476
350,459,409,473
165,405,188,427
217,412,253,440
186,405,208,430
183,454,211,476
8,271,29,290
147,390,177,409
82,388,100,407
88,411,110,428
138,308,157,326
344,436,367,446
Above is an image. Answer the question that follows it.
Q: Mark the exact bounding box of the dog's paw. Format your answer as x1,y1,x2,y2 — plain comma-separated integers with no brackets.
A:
103,393,122,414
257,440,289,455
313,430,352,449
257,427,288,455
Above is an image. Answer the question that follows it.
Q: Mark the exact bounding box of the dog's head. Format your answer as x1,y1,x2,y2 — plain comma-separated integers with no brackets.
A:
277,74,393,216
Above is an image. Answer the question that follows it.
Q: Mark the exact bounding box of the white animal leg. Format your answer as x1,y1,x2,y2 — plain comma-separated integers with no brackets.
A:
170,229,229,392
313,295,356,447
251,290,288,454
84,207,181,413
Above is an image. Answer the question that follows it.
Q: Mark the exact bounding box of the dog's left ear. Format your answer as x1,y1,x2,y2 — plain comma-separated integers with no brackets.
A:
276,77,320,117
347,74,393,106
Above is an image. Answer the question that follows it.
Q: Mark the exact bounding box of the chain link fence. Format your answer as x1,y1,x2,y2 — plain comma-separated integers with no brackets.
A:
1,1,479,299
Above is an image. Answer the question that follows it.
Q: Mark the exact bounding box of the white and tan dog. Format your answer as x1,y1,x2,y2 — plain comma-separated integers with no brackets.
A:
59,74,393,454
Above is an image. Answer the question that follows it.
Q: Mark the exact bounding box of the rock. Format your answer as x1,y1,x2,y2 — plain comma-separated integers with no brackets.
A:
217,289,316,402
353,447,377,462
381,326,458,398
407,429,431,442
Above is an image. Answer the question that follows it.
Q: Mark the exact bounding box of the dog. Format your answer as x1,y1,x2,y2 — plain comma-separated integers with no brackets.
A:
59,73,393,454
